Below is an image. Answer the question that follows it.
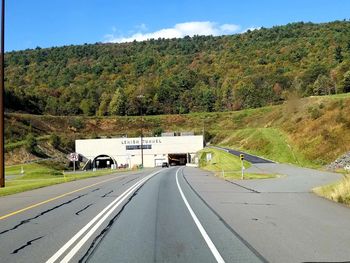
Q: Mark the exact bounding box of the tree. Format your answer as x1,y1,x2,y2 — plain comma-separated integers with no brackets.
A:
335,46,343,63
79,99,95,116
340,71,350,93
200,87,216,112
108,89,126,115
235,80,261,108
220,77,235,111
152,127,163,137
97,92,111,116
313,74,335,95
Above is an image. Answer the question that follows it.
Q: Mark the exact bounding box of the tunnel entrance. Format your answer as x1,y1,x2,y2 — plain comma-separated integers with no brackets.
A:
93,155,116,169
168,153,187,166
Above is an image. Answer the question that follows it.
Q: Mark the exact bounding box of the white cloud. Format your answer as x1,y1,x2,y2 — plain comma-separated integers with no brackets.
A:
242,26,261,33
104,21,241,43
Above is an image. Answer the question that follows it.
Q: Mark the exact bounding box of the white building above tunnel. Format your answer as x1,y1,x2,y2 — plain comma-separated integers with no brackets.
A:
75,134,204,168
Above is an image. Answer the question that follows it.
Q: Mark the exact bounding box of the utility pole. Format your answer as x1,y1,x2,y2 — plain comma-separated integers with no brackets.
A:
140,117,143,167
137,95,145,168
0,0,5,188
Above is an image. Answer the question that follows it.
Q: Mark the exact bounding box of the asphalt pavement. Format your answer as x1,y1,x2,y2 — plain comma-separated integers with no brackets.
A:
184,164,350,263
0,167,264,263
1,163,349,262
0,169,154,263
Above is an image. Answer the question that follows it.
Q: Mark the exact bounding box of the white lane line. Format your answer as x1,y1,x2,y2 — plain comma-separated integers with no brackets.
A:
176,168,225,263
46,171,159,263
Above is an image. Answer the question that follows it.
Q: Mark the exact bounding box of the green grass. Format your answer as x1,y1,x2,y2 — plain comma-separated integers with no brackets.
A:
218,171,278,180
5,162,62,178
313,174,350,205
219,127,316,167
199,147,251,171
198,147,277,180
1,162,131,196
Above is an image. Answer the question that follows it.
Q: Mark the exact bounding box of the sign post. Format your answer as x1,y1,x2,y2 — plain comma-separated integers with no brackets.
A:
69,153,79,172
240,154,245,180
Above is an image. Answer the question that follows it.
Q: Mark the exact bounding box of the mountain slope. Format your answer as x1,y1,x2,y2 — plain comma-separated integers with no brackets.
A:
5,21,350,116
5,94,350,167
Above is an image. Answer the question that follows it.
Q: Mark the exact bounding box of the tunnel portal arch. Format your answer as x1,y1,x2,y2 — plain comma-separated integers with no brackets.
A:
92,154,116,169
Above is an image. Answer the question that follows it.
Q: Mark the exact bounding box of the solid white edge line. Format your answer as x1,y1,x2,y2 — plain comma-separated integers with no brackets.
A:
60,171,155,263
176,168,225,263
47,174,151,263
46,171,158,263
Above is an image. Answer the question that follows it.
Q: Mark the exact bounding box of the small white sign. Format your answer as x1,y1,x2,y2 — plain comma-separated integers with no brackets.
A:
206,153,212,162
69,153,79,161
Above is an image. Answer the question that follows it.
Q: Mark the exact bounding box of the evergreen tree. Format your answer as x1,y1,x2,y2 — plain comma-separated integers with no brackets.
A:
108,89,126,115
97,92,111,116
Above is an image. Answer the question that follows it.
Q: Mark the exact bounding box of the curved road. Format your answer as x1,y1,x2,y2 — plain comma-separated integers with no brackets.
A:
209,146,274,164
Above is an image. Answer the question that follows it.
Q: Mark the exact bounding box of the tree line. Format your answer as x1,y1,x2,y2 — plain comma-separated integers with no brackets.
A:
4,20,350,116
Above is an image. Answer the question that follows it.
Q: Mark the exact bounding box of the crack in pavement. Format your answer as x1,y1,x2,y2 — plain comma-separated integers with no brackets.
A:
122,177,139,185
11,236,44,254
220,202,275,206
0,194,87,236
78,184,146,263
75,204,93,215
91,188,100,192
101,190,114,198
224,180,260,193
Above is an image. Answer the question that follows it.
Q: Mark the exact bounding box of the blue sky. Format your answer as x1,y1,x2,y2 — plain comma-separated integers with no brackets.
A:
6,0,350,51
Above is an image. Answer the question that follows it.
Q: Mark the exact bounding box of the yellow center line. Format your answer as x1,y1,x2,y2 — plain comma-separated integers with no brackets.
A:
0,176,123,221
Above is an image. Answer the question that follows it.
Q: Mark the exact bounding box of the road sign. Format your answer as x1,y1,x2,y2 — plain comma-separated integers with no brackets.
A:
69,153,79,172
69,153,79,162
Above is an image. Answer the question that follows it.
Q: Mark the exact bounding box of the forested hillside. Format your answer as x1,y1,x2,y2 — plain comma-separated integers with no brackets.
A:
5,21,350,116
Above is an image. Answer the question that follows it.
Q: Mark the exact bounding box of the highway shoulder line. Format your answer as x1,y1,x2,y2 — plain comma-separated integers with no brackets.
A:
175,167,225,263
46,170,159,263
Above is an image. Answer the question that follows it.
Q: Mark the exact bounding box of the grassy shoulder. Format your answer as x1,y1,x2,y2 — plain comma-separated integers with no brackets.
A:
218,127,318,168
1,161,131,196
313,174,350,206
198,147,277,180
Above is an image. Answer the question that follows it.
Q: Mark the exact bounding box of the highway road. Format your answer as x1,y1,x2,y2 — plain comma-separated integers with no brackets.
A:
210,146,274,164
1,165,350,262
0,168,264,263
